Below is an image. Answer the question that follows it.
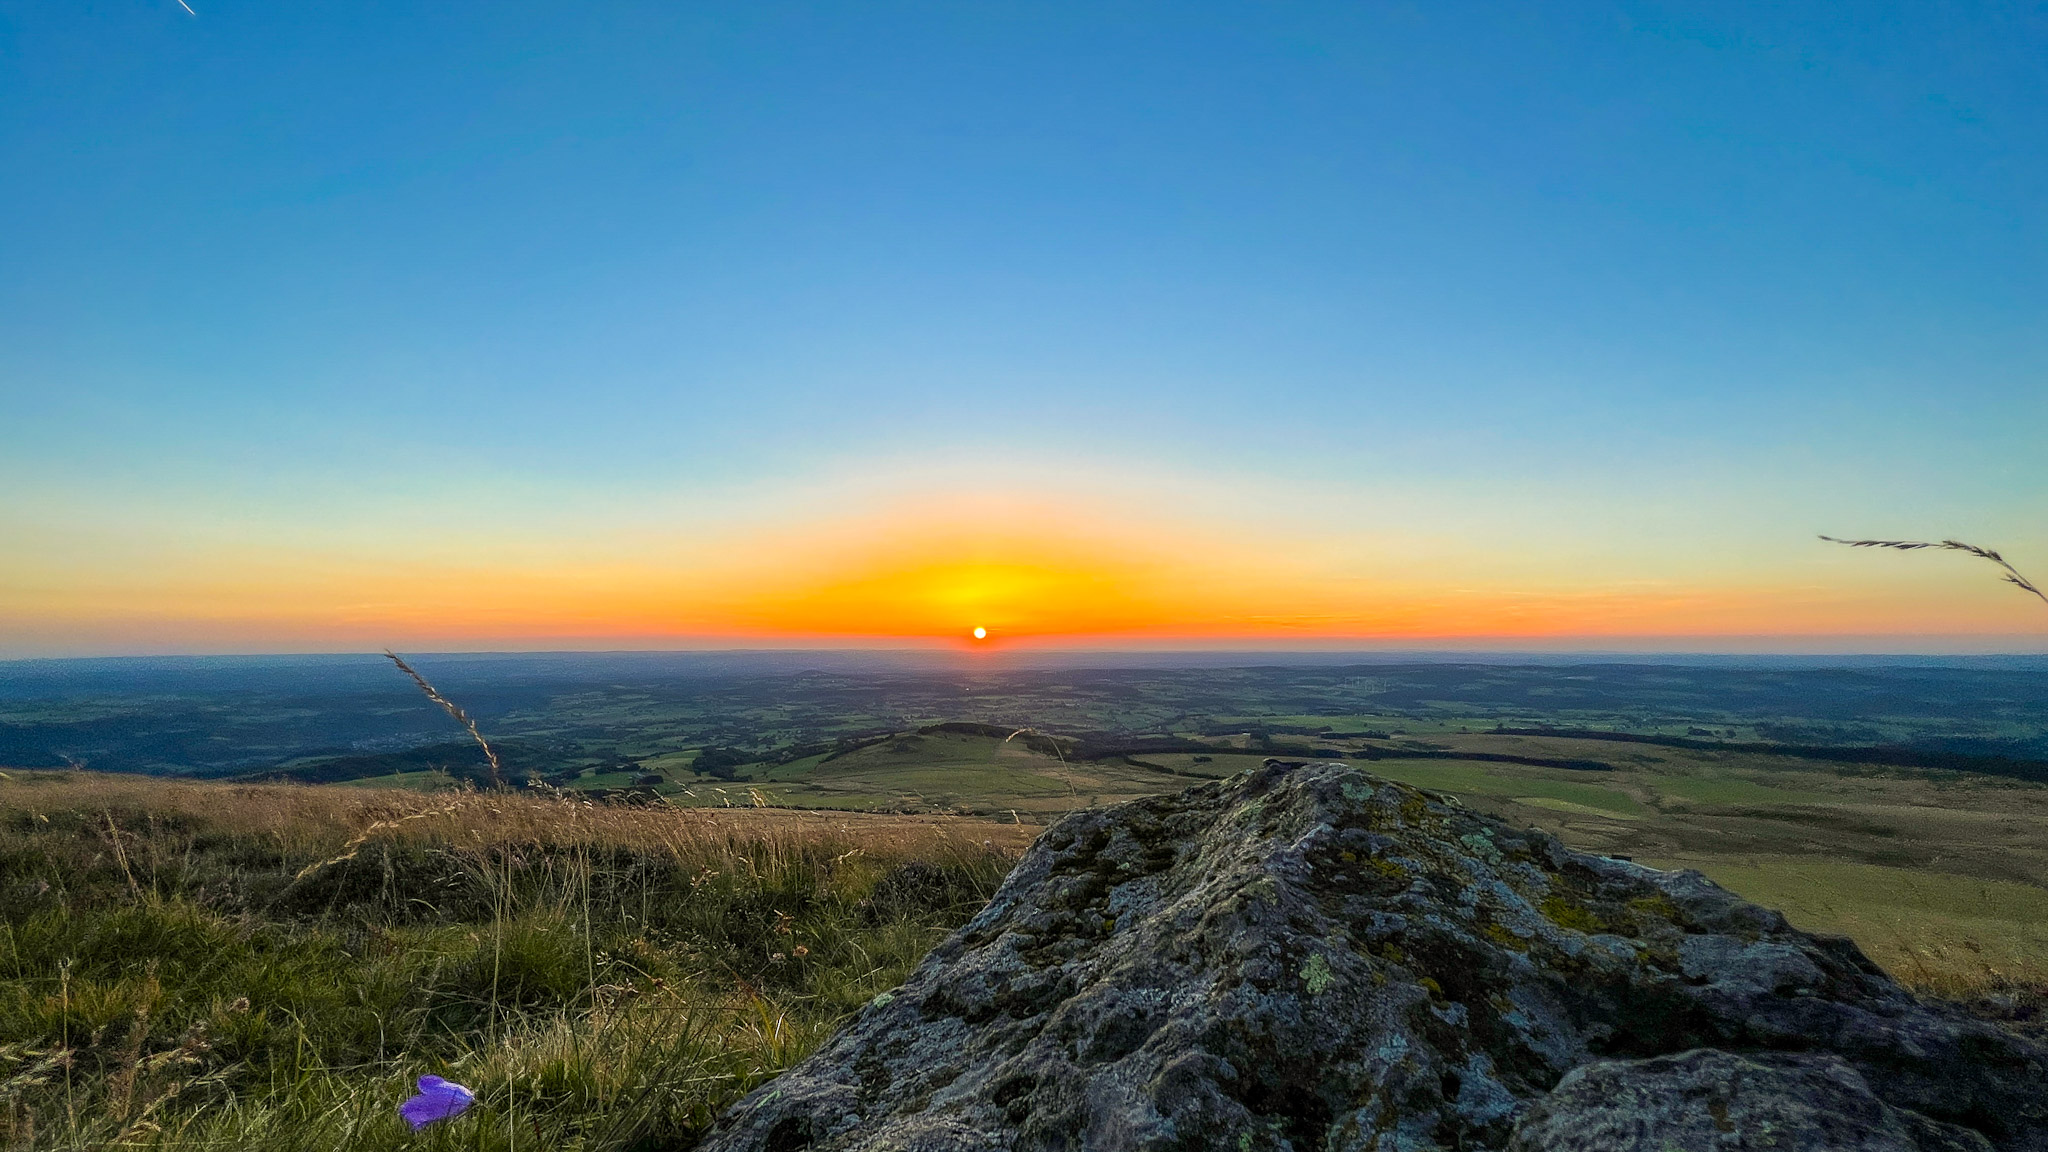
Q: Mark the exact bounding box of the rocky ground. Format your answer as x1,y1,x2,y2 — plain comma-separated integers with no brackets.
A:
699,760,2048,1152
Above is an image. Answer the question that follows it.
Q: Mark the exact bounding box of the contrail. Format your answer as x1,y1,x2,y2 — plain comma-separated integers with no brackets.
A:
176,0,196,14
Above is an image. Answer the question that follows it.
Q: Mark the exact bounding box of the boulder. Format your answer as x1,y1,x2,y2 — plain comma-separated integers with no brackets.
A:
1507,1049,1994,1152
698,761,2048,1152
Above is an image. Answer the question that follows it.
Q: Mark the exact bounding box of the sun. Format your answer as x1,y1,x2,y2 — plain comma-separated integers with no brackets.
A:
972,626,987,640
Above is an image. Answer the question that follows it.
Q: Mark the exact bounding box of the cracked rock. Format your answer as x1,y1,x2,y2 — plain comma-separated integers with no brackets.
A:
698,761,2048,1152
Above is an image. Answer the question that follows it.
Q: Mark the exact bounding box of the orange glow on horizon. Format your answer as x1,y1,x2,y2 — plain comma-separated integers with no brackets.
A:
4,491,2045,656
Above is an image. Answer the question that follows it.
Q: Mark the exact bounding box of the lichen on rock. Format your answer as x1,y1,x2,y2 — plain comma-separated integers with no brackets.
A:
1508,1049,1996,1152
697,761,2048,1152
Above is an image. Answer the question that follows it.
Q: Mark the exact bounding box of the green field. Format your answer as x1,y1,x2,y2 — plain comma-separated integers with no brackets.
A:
208,704,2048,998
576,723,2048,993
739,731,1168,815
6,655,2048,1146
6,724,2048,1147
0,773,1032,1149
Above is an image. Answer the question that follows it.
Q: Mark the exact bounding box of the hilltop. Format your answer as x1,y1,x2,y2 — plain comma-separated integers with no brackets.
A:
704,761,2048,1152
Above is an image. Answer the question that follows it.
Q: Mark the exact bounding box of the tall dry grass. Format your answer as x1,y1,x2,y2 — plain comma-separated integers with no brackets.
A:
0,771,1034,1150
0,771,1037,865
1821,535,2048,609
383,651,506,788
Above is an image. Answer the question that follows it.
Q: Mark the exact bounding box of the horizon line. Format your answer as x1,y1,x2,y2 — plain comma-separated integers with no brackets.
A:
7,641,2048,667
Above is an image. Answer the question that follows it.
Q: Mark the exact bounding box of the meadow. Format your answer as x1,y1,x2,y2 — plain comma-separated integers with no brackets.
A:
715,724,2048,997
0,773,1030,1150
7,733,2048,1148
6,655,2048,1147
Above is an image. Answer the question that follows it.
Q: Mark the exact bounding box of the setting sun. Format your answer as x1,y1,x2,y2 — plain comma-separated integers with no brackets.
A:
7,7,2048,1149
0,3,2040,663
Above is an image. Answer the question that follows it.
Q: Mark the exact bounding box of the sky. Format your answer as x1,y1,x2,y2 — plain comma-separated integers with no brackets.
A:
2,1,2045,656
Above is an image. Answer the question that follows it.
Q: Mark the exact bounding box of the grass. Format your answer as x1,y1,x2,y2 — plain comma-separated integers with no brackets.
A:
1357,758,1651,817
383,652,504,789
1643,774,1832,807
335,771,461,792
597,725,2048,1010
1339,741,2048,1008
1668,855,2048,996
1101,728,2048,1005
1820,536,2048,610
0,773,1031,1150
682,731,1176,819
8,719,2048,1146
658,725,2048,1002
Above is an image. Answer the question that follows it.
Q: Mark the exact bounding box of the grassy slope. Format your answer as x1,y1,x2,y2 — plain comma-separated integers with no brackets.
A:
8,722,2048,1146
0,774,1031,1150
1352,734,2048,992
292,721,2048,995
1131,732,2048,991
662,730,1193,818
596,724,2048,993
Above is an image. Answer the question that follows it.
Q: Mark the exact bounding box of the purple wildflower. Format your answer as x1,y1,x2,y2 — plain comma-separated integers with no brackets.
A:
399,1075,476,1130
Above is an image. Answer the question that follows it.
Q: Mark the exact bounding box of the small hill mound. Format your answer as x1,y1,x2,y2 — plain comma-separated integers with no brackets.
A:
699,761,2047,1152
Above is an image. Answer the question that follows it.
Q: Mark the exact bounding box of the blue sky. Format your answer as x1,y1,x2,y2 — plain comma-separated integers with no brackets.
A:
2,2,2045,654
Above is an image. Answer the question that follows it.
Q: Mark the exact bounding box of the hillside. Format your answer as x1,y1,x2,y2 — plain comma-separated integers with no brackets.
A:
704,762,2048,1152
0,773,1032,1149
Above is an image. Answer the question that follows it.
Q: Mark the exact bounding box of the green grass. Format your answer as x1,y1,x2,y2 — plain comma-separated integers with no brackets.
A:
635,752,702,774
1509,796,1643,820
0,775,1022,1150
336,770,462,791
1361,759,1650,817
12,719,2048,1146
1355,739,2048,997
671,731,1170,818
1668,856,2048,995
1646,773,1832,807
643,730,2048,1005
1147,734,2048,996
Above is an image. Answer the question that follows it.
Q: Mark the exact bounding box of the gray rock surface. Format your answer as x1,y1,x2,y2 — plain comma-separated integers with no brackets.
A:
1507,1049,1994,1152
698,761,2048,1152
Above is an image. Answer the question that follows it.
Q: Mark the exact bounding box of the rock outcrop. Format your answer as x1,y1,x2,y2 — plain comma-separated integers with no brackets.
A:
699,761,2048,1152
